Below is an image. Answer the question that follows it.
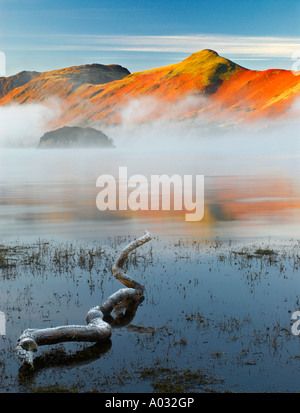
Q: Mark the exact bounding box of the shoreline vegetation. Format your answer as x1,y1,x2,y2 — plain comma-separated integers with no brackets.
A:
1,236,298,276
0,236,299,392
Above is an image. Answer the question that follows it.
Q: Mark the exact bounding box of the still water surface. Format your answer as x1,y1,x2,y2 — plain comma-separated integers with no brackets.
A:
0,143,299,242
0,134,300,392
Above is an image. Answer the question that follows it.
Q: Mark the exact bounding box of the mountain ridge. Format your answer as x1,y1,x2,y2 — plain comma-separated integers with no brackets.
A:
0,50,299,127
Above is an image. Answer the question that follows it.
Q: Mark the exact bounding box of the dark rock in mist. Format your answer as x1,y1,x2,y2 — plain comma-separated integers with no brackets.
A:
38,126,115,149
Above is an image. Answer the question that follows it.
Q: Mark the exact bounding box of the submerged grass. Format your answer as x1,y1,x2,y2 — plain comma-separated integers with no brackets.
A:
139,365,224,393
0,236,300,392
0,239,115,278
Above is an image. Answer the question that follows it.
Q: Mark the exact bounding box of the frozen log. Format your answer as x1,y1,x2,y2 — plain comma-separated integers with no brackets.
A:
16,230,152,367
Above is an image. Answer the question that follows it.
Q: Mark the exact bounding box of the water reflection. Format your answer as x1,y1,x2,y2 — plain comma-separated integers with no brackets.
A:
17,340,112,381
0,148,299,241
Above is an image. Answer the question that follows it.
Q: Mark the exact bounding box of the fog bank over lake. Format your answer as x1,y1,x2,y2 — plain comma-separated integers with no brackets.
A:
0,120,299,242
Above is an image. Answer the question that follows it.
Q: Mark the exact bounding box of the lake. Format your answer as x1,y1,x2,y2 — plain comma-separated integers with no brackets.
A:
1,121,300,242
0,124,300,392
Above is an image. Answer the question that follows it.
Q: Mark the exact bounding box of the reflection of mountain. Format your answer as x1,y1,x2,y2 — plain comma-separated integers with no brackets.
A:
3,175,299,226
0,50,299,127
208,176,300,222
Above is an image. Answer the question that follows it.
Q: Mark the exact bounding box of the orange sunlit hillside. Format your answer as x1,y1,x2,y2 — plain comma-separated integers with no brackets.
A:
0,50,299,127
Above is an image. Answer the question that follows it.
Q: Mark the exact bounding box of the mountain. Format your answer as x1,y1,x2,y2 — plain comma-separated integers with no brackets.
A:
0,63,130,104
0,50,299,126
0,70,40,98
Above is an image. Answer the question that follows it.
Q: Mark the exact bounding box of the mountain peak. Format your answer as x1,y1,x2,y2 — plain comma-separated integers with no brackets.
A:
193,49,219,58
182,49,239,68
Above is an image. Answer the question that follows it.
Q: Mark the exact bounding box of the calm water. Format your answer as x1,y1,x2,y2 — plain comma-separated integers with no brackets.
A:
0,126,300,392
0,133,299,242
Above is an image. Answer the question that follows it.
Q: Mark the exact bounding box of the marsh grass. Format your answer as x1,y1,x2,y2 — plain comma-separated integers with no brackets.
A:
0,236,300,392
0,239,117,278
139,365,225,393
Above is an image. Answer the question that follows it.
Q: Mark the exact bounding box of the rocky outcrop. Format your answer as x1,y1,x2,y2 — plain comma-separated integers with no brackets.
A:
38,126,115,149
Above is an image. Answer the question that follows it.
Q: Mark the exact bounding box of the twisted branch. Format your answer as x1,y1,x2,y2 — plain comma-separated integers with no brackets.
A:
16,230,152,367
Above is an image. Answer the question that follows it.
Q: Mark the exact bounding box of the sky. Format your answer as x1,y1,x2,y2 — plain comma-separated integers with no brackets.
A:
0,0,299,76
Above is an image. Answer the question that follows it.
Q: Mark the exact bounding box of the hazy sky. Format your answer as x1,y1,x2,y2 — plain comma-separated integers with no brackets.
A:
0,0,299,75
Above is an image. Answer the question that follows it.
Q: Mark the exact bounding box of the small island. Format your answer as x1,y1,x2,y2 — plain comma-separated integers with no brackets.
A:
38,126,115,149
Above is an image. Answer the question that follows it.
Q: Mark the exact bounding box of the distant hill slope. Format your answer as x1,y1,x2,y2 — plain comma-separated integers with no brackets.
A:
0,50,299,126
0,70,40,98
0,63,130,104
